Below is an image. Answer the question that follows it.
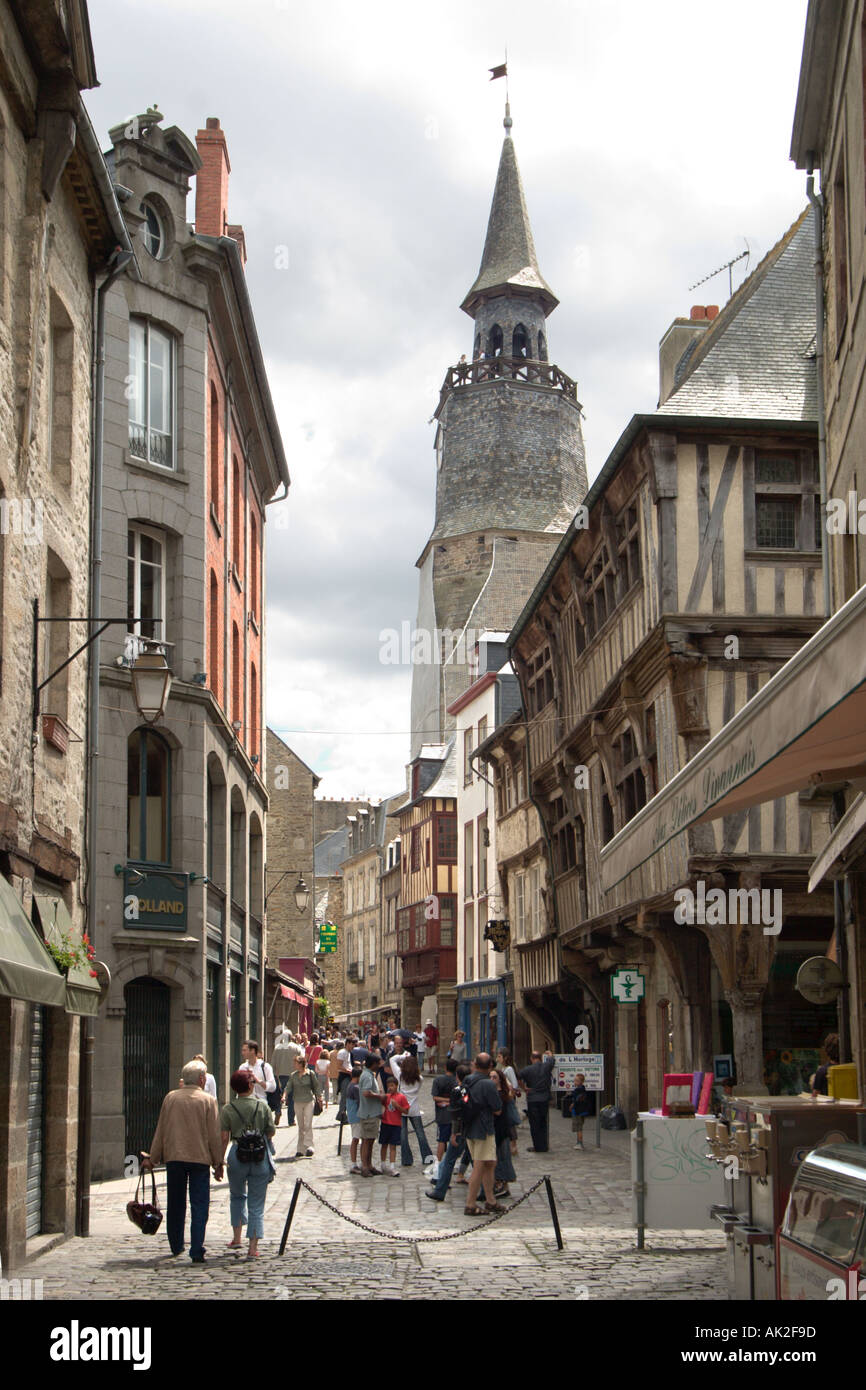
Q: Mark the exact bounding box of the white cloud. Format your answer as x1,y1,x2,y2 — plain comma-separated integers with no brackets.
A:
85,0,810,797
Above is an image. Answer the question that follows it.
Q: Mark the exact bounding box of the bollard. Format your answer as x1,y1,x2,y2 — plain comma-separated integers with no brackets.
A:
543,1175,564,1250
278,1178,303,1256
337,1120,344,1156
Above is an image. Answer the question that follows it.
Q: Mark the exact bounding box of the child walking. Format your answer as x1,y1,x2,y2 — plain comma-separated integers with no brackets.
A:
379,1076,410,1176
569,1073,593,1150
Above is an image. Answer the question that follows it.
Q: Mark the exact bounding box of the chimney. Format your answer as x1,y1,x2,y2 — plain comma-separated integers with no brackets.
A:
195,117,230,237
658,306,717,406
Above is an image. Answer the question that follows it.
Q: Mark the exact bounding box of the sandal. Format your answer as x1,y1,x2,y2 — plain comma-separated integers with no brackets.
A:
463,1205,485,1216
484,1201,507,1213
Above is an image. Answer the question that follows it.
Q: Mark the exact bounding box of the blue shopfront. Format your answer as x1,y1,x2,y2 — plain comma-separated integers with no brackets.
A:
457,978,507,1057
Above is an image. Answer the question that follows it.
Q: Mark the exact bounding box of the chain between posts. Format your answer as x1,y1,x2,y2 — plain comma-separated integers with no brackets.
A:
284,1175,550,1244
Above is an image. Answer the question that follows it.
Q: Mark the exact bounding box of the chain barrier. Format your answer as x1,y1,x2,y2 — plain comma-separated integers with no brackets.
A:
283,1175,549,1244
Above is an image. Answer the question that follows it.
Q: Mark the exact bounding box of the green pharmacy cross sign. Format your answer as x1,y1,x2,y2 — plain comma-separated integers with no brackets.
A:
318,922,338,954
611,967,646,1003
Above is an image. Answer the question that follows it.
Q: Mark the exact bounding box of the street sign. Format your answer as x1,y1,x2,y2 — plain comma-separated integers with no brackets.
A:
318,922,338,954
611,967,645,1002
551,1053,604,1092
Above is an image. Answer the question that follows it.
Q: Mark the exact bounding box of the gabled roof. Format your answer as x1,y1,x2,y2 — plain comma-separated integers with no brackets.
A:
423,736,457,799
662,208,817,422
461,131,557,318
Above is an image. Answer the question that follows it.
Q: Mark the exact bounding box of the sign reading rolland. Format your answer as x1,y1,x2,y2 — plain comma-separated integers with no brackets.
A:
123,867,189,931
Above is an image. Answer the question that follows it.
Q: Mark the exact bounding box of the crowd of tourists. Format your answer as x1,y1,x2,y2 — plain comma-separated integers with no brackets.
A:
141,1022,583,1259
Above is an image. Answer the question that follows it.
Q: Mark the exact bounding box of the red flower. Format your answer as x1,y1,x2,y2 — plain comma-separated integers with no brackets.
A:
89,970,99,978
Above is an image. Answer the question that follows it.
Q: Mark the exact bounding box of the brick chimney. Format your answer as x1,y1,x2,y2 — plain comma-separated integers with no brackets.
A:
195,117,247,264
658,306,718,406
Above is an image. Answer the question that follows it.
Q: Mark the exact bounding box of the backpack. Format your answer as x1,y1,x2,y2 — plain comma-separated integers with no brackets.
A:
449,1081,482,1130
232,1101,267,1163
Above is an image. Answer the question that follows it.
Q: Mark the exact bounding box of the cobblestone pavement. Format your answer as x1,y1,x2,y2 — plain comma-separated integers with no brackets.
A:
24,1081,726,1301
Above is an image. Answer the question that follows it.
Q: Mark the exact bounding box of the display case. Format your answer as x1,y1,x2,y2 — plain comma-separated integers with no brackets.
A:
778,1143,866,1299
706,1096,865,1300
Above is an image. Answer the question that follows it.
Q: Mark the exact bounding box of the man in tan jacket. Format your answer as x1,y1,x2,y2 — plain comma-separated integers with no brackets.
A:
141,1059,224,1262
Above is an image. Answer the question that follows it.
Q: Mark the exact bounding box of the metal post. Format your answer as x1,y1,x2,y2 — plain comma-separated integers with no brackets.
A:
543,1175,564,1250
278,1178,303,1256
337,1119,344,1156
634,1117,645,1250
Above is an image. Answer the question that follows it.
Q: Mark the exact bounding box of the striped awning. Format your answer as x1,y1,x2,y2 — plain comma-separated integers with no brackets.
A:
0,876,66,1008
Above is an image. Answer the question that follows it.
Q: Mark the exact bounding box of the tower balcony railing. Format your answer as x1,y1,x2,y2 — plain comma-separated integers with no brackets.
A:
435,355,580,417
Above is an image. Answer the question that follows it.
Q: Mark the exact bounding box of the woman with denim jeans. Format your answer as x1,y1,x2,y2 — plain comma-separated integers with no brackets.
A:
219,1069,276,1259
391,1052,434,1167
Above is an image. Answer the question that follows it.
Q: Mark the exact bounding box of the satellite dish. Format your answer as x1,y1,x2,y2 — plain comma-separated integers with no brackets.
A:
795,956,843,1005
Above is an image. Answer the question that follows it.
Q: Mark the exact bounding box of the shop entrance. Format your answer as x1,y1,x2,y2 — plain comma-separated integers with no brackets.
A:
123,977,170,1159
26,1004,45,1238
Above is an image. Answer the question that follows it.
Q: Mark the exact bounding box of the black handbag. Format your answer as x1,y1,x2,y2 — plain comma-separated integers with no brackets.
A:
126,1169,163,1234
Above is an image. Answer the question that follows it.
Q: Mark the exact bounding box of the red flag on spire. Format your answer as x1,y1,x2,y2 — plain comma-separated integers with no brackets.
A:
489,63,507,81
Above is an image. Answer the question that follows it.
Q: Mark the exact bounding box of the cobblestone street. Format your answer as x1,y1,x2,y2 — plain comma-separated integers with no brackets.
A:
24,1083,726,1301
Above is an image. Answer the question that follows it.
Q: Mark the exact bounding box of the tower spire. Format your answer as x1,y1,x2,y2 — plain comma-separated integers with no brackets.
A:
460,114,557,318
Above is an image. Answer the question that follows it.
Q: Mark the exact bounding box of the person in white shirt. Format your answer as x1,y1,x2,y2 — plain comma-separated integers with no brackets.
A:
391,1051,435,1168
240,1039,276,1102
193,1054,217,1098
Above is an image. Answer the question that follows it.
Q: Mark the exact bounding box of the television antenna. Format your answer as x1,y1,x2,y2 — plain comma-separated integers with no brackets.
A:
689,239,750,300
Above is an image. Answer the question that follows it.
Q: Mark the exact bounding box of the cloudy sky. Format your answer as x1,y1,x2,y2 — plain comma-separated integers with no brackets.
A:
85,0,809,801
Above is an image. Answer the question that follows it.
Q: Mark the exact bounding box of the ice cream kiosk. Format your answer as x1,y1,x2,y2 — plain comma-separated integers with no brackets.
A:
706,1096,866,1299
778,1143,866,1299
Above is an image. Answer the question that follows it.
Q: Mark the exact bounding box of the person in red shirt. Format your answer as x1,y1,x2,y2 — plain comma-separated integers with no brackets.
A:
424,1020,439,1075
306,1032,323,1069
379,1077,410,1175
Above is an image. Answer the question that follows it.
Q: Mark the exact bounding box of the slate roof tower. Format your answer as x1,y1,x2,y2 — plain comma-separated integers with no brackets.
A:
410,105,588,755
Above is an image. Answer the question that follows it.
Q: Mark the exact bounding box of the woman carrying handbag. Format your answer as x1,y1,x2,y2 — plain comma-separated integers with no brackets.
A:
219,1069,276,1258
282,1053,322,1158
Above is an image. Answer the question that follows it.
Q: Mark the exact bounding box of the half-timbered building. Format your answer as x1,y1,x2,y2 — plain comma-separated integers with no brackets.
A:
396,742,458,1034
509,210,837,1118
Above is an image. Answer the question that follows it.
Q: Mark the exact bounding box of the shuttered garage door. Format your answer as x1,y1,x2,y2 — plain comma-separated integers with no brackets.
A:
124,977,170,1160
26,1004,45,1238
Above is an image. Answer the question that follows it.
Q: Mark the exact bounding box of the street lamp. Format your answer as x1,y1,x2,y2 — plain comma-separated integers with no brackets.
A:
130,648,173,724
294,875,310,913
265,869,312,912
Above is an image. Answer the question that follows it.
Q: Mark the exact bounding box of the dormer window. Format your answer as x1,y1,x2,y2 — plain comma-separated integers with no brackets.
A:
142,201,165,259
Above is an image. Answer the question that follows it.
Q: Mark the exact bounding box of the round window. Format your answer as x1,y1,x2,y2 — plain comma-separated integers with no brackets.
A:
142,202,164,259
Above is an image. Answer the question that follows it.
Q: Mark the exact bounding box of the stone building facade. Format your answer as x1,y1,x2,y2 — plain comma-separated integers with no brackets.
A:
409,110,588,757
339,796,402,1028
778,0,866,1097
89,112,288,1177
264,728,319,1034
0,0,131,1269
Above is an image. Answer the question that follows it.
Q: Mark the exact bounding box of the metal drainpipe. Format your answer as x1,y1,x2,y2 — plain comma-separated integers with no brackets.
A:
806,165,831,621
78,246,134,1238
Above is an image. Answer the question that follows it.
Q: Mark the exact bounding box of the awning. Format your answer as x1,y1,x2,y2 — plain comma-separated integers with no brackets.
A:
33,894,101,1017
808,793,866,892
600,582,866,893
0,876,66,1008
279,984,291,999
